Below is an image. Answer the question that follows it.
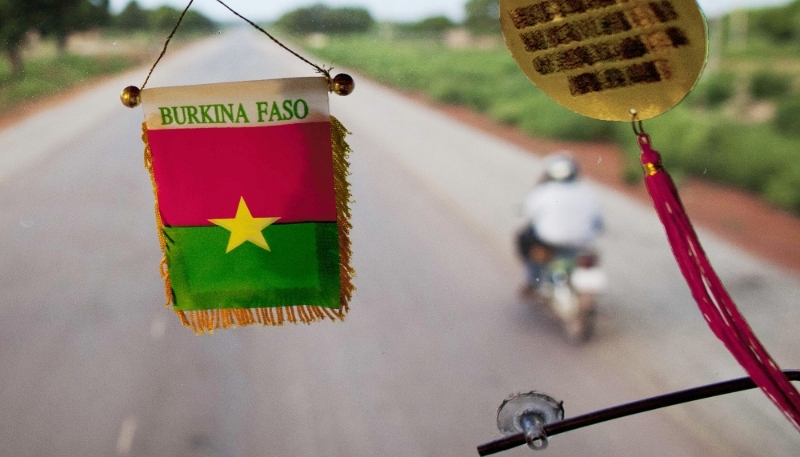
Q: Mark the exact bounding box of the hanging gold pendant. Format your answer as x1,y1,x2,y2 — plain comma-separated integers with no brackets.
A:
499,0,707,121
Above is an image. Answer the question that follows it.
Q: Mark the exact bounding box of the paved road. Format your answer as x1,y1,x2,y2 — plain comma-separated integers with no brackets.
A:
0,29,798,456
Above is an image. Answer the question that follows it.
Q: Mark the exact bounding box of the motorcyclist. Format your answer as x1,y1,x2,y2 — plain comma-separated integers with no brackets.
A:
518,152,603,294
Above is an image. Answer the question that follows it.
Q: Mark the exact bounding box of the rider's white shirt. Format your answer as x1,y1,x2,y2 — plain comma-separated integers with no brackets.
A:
522,180,603,248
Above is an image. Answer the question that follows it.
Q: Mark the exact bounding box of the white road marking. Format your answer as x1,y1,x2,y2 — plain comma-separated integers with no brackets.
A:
116,417,137,456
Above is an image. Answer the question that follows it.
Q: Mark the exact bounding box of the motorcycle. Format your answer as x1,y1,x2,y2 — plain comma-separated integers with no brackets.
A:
524,244,607,344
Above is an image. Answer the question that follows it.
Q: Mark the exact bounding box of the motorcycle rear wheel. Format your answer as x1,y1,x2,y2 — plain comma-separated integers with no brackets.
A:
563,300,596,344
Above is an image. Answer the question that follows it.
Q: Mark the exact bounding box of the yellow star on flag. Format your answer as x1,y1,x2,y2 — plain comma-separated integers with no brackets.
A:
209,197,280,253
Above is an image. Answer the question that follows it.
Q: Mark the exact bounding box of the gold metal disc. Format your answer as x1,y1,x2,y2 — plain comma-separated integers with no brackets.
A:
499,0,707,121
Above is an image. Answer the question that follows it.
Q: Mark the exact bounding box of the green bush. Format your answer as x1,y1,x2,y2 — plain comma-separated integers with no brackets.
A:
773,94,800,136
749,70,793,99
397,16,454,35
689,72,736,108
429,81,494,111
765,164,800,212
749,6,800,42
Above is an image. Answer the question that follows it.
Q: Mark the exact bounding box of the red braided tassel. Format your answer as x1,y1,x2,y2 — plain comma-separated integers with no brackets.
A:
638,133,800,431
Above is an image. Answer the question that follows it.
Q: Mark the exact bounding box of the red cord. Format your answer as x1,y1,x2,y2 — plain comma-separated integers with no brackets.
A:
638,133,800,431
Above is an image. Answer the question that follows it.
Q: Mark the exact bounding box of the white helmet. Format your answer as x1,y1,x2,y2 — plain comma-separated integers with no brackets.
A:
543,152,579,182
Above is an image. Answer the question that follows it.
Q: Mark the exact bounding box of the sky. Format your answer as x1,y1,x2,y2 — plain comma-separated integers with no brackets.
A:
109,0,795,22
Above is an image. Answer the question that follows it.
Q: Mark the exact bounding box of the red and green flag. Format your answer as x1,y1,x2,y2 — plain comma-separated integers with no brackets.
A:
140,77,353,334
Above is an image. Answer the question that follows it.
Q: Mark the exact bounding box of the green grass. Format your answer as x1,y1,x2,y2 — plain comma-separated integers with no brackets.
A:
310,35,800,214
0,53,142,112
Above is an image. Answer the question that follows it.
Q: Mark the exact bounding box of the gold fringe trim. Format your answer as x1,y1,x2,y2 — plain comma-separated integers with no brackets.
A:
331,115,355,316
142,122,172,308
178,305,350,334
141,115,355,335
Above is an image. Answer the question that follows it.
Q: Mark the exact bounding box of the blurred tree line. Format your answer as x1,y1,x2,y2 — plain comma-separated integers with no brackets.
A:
748,0,800,43
0,0,215,75
275,5,374,35
275,0,499,36
113,1,215,34
0,0,110,73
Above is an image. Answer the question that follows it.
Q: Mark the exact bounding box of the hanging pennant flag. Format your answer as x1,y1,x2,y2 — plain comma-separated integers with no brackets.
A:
139,77,353,333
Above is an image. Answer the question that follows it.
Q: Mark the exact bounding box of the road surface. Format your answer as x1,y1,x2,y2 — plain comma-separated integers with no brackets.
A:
0,29,798,456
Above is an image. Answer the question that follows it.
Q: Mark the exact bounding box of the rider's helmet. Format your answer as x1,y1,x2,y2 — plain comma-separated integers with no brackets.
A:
543,152,579,182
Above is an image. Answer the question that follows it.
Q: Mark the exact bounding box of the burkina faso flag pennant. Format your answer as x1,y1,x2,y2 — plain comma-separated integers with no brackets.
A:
139,77,353,334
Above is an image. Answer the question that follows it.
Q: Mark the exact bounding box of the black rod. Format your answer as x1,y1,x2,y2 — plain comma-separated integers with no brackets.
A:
478,370,800,456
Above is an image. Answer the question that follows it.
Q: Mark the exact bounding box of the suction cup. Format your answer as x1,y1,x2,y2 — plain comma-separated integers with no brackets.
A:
497,392,564,450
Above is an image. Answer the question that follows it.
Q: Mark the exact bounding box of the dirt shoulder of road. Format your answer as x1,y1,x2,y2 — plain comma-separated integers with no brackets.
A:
410,94,800,277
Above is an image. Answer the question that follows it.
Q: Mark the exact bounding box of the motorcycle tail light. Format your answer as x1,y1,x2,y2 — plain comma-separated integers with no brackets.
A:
576,253,598,268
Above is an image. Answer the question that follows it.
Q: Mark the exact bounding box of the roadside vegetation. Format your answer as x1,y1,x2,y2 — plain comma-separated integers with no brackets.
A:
0,0,216,113
0,52,133,108
277,0,800,214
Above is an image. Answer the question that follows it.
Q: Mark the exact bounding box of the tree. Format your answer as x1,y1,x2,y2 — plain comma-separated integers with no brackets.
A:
34,0,82,51
84,0,112,29
35,0,111,51
150,5,216,33
149,5,177,31
180,10,216,33
748,0,800,43
276,5,374,35
114,1,148,31
0,0,40,74
464,0,500,35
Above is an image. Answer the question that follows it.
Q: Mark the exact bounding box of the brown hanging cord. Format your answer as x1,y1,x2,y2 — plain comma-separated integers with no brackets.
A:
120,0,354,108
141,0,195,90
